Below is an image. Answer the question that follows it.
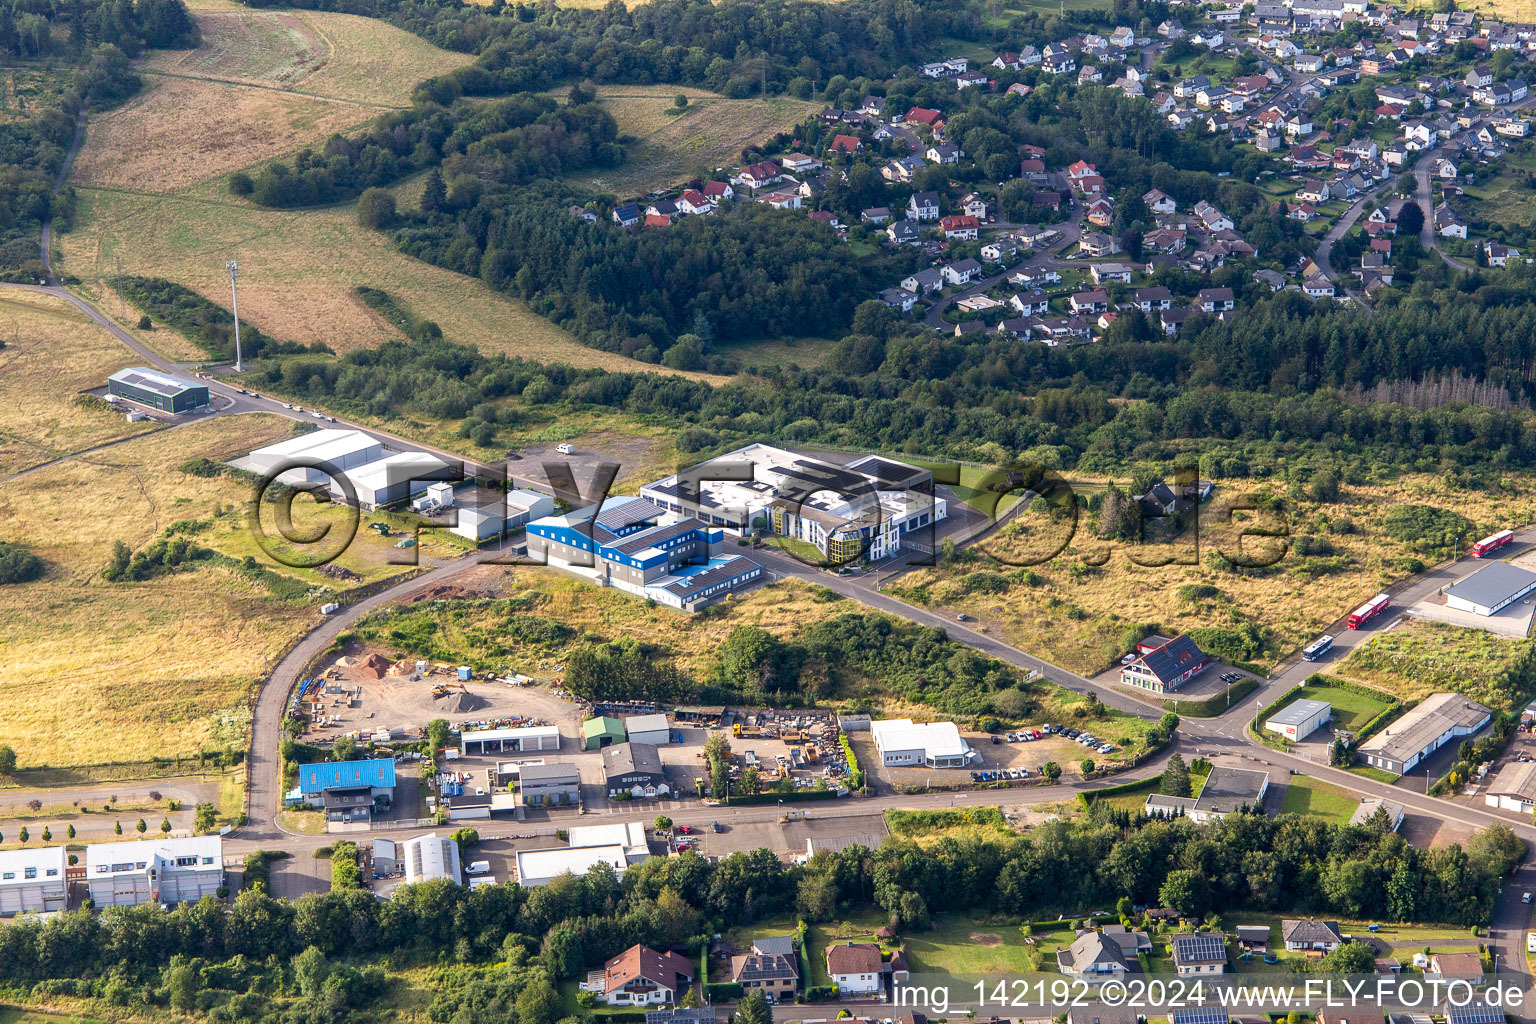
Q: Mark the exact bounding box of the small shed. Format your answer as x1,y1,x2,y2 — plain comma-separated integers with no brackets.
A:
582,716,626,750
1235,925,1269,951
372,838,398,876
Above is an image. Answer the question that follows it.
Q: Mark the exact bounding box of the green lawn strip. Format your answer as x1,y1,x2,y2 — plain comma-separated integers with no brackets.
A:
1276,774,1359,823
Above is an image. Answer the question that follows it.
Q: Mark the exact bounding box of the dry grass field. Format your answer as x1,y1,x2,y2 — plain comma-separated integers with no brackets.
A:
59,186,698,370
569,89,819,195
72,76,377,193
0,291,161,477
142,10,469,106
890,474,1536,675
0,415,321,766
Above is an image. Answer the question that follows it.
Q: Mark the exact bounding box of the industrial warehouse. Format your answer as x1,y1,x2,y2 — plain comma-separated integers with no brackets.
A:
1356,692,1493,775
107,366,209,413
639,443,947,564
1443,561,1536,616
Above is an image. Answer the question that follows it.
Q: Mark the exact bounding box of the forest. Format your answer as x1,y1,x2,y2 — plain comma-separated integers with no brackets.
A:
0,41,160,276
0,809,1519,1024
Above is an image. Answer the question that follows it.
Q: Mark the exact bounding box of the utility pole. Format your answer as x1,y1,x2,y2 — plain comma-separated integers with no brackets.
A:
226,260,243,373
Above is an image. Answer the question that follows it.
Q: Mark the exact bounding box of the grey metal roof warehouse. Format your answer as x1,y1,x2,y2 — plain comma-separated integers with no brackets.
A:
1444,560,1536,613
1357,692,1491,766
1268,698,1331,728
1194,766,1268,813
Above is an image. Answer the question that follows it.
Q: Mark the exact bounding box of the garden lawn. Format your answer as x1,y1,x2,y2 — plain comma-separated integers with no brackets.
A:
1286,681,1395,734
1276,774,1359,823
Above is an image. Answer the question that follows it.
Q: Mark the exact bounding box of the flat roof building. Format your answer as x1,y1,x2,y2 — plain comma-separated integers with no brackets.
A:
512,761,581,808
1265,698,1332,741
85,835,223,907
1356,692,1491,775
516,844,630,887
108,367,209,413
568,821,650,861
336,450,454,511
463,725,560,754
0,846,67,915
1444,561,1536,616
401,833,461,884
245,429,386,488
1350,797,1405,830
869,719,978,768
1146,766,1269,822
640,443,946,565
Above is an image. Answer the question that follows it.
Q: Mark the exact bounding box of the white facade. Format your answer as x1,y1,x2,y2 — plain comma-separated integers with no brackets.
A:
625,714,671,746
401,833,462,885
85,836,223,908
247,429,385,487
338,451,452,510
516,845,629,887
451,507,504,542
869,719,977,767
462,725,560,754
0,847,67,915
505,489,556,530
1265,698,1332,741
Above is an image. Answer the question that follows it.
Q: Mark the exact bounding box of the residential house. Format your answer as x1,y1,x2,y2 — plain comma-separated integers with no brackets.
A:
1194,200,1234,231
907,192,941,221
825,942,883,996
886,220,920,245
678,190,714,216
900,269,943,294
735,161,783,190
1090,262,1133,285
926,144,961,164
1069,289,1110,315
878,287,918,312
939,215,980,239
1132,286,1173,310
941,259,984,286
1144,188,1177,214
1486,241,1521,266
1120,633,1211,692
829,134,862,155
1057,930,1131,980
612,203,642,227
1282,919,1344,952
1170,933,1228,975
582,945,695,1006
1196,287,1235,311
730,952,799,999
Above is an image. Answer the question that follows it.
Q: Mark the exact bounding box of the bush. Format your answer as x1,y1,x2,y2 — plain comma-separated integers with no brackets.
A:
357,187,397,229
0,541,43,584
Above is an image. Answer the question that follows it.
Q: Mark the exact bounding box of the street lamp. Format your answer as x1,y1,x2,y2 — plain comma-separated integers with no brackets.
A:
226,260,243,373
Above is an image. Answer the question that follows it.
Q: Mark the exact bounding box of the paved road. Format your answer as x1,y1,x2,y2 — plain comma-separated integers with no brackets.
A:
1414,161,1470,272
1314,174,1397,287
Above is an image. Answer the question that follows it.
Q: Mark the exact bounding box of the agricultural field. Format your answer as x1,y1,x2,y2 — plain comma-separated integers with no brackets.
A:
1276,774,1359,823
1339,619,1534,711
888,475,1536,677
0,290,161,477
567,87,820,196
0,414,355,767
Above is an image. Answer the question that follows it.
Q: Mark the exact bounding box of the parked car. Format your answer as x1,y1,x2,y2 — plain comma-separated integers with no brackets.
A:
1121,653,1137,664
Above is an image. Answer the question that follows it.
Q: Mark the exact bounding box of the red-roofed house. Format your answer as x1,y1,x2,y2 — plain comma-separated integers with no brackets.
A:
581,944,695,1006
830,134,862,154
1067,159,1097,179
735,160,783,189
905,106,942,126
643,214,671,227
678,190,714,216
939,214,980,239
702,181,734,200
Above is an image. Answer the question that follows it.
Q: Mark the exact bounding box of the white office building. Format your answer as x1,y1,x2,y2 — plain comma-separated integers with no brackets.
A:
85,836,223,907
0,847,68,915
869,719,978,767
640,443,946,564
401,833,462,885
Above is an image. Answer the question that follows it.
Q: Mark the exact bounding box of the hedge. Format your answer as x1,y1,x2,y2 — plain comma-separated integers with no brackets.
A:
704,983,743,1000
1163,677,1259,717
1080,774,1165,808
720,788,841,806
1248,683,1304,751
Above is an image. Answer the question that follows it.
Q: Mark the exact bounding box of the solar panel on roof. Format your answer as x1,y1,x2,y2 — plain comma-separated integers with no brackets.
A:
1447,1005,1504,1024
1172,933,1226,961
1171,1008,1229,1024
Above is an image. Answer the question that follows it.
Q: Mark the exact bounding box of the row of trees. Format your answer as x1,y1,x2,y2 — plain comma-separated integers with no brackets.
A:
0,806,1519,1023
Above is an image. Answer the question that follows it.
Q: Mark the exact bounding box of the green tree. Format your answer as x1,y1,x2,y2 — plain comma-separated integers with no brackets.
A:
516,976,562,1024
420,168,446,213
740,767,762,795
17,826,27,844
1080,758,1095,775
166,961,200,1011
114,819,123,835
654,816,673,830
136,818,147,834
426,719,453,754
160,816,172,834
331,735,356,762
719,625,781,687
1041,761,1061,781
66,824,75,839
673,93,689,109
357,187,397,229
736,989,772,1024
1319,941,1377,974
1158,868,1210,916
41,826,51,842
0,744,15,775
294,945,331,998
194,802,218,833
1161,752,1192,797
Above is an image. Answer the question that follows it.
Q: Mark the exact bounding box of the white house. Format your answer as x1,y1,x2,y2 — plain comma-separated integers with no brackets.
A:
826,942,884,996
0,847,67,915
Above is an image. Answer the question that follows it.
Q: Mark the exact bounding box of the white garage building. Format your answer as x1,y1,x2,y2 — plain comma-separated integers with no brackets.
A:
1444,561,1536,616
85,836,224,908
505,489,557,530
1485,760,1536,814
1265,698,1332,741
516,845,630,887
624,714,671,746
462,724,560,754
869,719,978,768
0,847,67,915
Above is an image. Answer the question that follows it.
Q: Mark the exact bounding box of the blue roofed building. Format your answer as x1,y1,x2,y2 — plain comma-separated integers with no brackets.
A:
295,757,397,825
525,495,763,611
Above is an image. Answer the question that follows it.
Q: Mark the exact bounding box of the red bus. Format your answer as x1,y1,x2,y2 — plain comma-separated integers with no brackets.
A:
1471,530,1516,557
1347,593,1391,629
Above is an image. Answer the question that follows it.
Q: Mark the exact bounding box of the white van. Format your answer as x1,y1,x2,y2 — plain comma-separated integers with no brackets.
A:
555,443,574,455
